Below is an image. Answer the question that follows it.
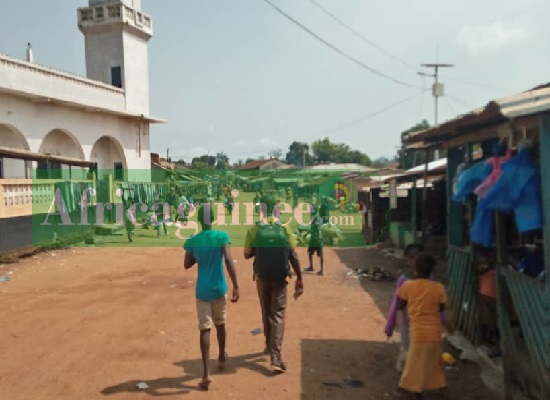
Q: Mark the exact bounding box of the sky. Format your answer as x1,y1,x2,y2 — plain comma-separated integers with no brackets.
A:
1,0,549,163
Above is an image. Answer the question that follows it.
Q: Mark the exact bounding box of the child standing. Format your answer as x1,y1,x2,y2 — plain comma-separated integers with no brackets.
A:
397,253,454,399
384,244,424,371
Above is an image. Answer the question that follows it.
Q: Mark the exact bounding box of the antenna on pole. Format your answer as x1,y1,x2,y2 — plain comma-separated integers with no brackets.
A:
418,62,454,160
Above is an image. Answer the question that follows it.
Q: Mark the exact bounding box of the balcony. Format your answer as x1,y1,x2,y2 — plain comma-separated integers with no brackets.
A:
78,3,153,39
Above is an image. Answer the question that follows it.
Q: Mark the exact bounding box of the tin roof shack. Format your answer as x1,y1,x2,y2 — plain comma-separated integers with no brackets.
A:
405,83,550,400
382,162,447,256
358,162,446,251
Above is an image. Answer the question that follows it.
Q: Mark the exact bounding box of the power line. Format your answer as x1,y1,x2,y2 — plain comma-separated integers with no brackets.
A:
259,0,422,90
441,76,513,93
305,0,417,71
310,89,426,138
446,94,475,109
444,97,457,115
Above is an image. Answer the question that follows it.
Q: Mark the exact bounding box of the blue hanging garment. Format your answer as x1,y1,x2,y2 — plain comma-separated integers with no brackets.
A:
453,161,492,202
470,201,494,248
482,148,542,232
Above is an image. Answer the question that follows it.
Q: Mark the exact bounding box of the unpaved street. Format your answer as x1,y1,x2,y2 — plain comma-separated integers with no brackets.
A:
0,245,496,400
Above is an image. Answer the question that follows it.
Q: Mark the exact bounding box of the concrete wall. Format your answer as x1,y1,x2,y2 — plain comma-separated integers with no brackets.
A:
84,32,125,89
0,54,125,112
122,31,149,114
0,93,151,176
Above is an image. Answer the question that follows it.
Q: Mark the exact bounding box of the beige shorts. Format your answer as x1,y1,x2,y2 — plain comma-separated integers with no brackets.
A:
196,295,227,330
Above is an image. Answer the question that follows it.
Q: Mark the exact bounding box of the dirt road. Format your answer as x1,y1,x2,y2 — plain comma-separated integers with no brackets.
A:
0,245,497,400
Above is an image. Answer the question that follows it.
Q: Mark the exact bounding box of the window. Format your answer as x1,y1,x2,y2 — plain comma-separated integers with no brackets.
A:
107,5,121,18
80,9,93,21
95,6,104,19
111,66,122,88
114,162,124,181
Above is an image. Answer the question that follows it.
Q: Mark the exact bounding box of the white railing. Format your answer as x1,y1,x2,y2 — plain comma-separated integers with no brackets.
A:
78,4,153,36
0,179,95,218
0,54,124,95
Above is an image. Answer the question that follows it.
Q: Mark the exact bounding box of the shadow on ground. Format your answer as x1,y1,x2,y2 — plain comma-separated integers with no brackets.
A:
301,339,400,400
100,351,272,397
302,339,497,400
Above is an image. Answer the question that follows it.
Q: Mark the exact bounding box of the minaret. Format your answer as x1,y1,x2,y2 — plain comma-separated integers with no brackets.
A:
77,0,152,115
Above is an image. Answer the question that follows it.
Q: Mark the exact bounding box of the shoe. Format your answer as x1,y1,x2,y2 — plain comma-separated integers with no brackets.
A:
271,361,287,373
317,270,324,276
304,266,314,272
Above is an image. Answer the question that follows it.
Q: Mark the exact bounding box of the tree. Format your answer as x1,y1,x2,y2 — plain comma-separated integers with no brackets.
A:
216,152,230,170
245,158,255,164
191,155,216,169
311,138,371,166
372,156,393,167
268,149,283,160
396,120,430,170
285,141,313,166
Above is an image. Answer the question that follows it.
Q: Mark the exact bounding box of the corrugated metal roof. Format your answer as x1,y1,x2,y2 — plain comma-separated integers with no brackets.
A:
406,158,447,173
405,82,550,147
0,146,95,167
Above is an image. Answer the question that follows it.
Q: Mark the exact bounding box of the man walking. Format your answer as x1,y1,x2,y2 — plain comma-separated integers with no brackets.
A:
184,203,239,390
244,195,303,373
304,211,324,276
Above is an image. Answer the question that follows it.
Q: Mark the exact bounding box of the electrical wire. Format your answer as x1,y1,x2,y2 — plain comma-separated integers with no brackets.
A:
306,0,518,100
446,94,475,109
259,0,422,90
444,97,458,116
310,89,427,138
417,75,427,121
305,0,417,71
441,76,513,93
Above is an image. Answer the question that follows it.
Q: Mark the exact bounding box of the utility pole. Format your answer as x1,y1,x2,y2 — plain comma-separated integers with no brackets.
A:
418,63,454,160
417,62,453,245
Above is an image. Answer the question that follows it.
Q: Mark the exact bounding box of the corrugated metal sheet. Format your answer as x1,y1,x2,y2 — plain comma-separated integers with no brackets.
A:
405,82,550,147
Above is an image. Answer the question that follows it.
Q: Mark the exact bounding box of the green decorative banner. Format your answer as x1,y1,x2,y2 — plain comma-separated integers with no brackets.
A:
30,168,391,248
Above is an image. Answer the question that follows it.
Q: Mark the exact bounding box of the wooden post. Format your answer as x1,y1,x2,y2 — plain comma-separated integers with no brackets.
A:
540,115,550,282
421,148,430,245
447,146,464,247
411,179,418,244
465,143,476,257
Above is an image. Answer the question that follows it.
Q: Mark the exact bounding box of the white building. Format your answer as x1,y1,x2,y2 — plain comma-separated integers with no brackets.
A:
0,0,163,223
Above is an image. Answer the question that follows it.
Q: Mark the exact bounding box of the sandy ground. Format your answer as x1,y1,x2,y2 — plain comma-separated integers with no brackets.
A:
0,244,499,400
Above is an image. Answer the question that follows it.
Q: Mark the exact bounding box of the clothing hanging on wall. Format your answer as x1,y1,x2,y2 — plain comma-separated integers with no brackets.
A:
471,147,542,247
452,161,492,202
474,149,513,199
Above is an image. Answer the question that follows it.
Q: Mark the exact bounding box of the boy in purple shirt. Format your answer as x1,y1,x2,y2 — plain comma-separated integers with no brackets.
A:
384,244,447,372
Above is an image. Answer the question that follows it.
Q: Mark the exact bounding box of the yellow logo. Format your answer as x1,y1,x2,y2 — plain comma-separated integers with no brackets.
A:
334,183,351,204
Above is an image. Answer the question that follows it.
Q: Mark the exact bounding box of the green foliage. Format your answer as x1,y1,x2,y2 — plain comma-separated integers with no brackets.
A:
216,152,229,170
268,149,283,160
311,138,371,166
285,141,313,166
396,120,431,170
191,155,216,169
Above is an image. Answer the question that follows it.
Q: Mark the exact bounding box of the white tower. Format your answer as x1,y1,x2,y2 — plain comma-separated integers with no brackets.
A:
77,0,152,114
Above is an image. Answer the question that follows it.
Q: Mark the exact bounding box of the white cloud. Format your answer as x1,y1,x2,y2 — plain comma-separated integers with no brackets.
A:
456,21,530,55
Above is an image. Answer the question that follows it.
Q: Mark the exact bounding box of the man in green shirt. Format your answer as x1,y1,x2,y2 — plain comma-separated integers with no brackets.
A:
244,195,303,373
